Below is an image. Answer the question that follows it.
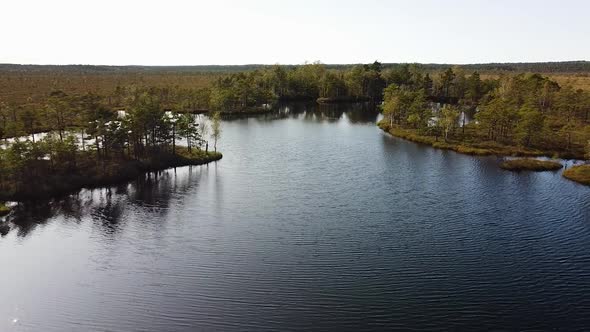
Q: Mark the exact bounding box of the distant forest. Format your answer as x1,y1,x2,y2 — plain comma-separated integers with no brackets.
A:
1,60,590,74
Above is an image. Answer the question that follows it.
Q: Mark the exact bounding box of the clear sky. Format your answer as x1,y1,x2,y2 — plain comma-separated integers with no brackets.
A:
1,0,589,65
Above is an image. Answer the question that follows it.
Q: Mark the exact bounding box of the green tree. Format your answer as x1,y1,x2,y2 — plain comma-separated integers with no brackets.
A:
465,72,483,103
438,105,460,141
344,65,365,97
211,111,222,152
362,62,386,102
46,90,73,141
20,107,39,142
319,71,347,98
198,116,210,152
382,84,401,126
177,114,202,152
439,68,456,99
164,112,181,154
515,105,545,147
422,73,434,96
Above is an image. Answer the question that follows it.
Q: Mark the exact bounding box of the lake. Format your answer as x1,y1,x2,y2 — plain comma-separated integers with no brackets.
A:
1,102,589,331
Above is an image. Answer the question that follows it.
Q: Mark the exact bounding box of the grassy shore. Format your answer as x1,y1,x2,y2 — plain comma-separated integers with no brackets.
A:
500,159,563,171
0,147,222,202
563,165,590,186
377,121,582,158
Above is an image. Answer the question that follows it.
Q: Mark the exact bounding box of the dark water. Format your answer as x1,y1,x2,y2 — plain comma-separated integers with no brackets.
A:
1,103,590,331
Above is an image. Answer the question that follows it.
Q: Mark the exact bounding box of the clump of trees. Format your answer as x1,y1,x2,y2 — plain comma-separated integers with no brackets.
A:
79,89,211,160
208,61,387,109
381,68,590,157
0,88,219,199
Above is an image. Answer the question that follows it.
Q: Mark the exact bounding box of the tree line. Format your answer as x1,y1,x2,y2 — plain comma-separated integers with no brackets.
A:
206,61,497,109
2,60,588,74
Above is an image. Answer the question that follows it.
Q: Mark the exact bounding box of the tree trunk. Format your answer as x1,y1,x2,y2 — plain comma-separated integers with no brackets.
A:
95,136,101,160
172,125,176,154
462,112,466,135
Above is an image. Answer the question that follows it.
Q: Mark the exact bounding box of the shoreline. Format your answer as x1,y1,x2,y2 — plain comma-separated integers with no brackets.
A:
0,148,222,202
377,121,584,159
177,107,273,115
316,96,371,104
378,121,590,186
499,159,563,171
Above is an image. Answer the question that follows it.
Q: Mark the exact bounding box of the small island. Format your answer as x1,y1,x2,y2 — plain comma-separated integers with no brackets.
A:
499,159,563,172
0,148,221,201
0,91,223,202
563,165,590,186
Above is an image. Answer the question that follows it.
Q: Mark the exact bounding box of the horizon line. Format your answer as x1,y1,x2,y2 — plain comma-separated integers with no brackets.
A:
1,60,589,67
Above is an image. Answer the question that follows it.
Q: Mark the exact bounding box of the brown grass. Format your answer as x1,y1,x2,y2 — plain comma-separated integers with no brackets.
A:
0,71,220,105
479,72,590,91
549,74,590,91
563,165,590,186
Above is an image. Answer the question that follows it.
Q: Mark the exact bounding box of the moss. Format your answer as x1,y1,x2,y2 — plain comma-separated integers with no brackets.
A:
0,203,10,217
563,165,590,186
499,159,563,171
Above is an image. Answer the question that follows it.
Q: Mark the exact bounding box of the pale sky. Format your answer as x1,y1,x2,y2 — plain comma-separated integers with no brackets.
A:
1,0,589,65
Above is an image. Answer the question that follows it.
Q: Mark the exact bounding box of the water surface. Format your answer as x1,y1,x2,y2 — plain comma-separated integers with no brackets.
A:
1,103,589,331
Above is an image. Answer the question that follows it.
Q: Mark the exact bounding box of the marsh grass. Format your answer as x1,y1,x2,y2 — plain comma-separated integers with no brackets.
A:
563,165,590,186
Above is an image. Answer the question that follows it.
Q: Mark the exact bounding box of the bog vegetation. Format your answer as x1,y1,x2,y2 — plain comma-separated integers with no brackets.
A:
563,165,590,185
1,61,590,198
